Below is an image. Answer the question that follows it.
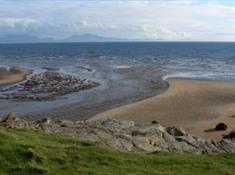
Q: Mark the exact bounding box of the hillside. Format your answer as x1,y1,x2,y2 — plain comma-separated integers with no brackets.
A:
1,127,235,175
0,114,235,175
0,34,122,43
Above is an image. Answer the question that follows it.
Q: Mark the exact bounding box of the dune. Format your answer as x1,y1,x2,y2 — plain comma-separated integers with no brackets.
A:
91,78,235,140
0,66,32,86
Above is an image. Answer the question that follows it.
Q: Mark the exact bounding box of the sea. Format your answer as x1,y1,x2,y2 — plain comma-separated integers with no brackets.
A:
1,42,235,119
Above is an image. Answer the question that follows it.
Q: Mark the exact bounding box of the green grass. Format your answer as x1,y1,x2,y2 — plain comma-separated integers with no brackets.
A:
0,127,235,175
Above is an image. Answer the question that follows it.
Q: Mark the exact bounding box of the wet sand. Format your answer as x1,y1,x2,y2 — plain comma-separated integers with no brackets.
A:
0,67,32,87
91,78,235,140
22,65,168,120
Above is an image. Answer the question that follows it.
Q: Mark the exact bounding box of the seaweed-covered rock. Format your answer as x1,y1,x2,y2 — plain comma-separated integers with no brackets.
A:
215,123,227,131
0,71,100,101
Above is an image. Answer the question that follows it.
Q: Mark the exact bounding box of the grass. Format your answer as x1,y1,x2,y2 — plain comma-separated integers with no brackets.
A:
0,127,235,175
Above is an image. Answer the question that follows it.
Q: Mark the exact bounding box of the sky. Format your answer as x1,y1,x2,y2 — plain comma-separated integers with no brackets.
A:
0,0,235,41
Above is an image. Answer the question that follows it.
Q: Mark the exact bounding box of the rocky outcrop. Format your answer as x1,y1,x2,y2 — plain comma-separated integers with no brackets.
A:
0,71,99,101
1,116,235,154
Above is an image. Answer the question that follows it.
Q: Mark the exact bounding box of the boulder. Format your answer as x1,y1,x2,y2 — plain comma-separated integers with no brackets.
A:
215,123,227,131
151,120,159,124
36,117,52,125
2,112,19,123
223,130,235,140
59,120,74,127
166,126,186,136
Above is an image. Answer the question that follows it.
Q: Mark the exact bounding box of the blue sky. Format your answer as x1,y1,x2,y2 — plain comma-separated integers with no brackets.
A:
0,0,235,41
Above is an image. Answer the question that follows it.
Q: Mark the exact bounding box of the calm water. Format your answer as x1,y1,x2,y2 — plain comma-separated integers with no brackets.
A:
1,42,235,118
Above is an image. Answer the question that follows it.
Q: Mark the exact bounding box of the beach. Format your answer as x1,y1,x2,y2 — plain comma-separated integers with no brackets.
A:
1,43,235,141
1,65,235,141
0,66,32,87
91,78,235,140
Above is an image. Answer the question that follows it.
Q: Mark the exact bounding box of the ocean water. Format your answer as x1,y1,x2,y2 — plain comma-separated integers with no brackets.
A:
1,42,235,81
0,42,235,118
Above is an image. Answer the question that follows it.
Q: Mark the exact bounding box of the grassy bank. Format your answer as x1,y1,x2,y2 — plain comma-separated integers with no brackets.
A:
0,127,235,175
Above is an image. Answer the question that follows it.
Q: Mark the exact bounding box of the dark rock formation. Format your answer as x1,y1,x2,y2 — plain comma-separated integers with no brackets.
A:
223,130,235,140
151,120,159,124
0,115,235,154
166,126,186,136
0,71,100,101
215,123,228,131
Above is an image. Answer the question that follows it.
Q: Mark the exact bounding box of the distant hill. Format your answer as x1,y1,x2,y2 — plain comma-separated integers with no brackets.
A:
0,34,124,43
62,33,123,42
0,34,55,43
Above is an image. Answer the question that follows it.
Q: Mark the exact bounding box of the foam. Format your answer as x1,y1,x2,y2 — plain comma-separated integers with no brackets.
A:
112,65,131,69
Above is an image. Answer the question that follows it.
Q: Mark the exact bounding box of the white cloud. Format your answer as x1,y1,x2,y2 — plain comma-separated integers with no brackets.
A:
142,26,192,40
0,1,235,41
0,17,38,28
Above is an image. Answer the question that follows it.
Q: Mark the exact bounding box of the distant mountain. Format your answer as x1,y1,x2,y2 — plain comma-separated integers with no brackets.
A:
0,33,124,43
61,33,123,42
0,34,55,43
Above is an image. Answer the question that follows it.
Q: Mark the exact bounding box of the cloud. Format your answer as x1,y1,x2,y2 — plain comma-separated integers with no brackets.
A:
0,17,39,28
0,0,235,41
142,26,192,40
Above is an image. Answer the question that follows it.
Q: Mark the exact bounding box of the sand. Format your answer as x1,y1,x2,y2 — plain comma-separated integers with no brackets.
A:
0,67,32,86
91,78,235,140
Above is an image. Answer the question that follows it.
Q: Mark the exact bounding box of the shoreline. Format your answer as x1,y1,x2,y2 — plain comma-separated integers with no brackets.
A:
0,67,32,87
1,65,235,141
91,78,235,140
22,79,169,121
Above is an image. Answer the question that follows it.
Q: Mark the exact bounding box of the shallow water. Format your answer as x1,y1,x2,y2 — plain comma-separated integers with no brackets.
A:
0,42,235,119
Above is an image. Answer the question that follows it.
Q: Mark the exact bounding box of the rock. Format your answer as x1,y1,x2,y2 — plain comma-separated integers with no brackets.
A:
166,126,186,136
59,120,74,127
151,120,159,124
215,123,227,131
0,117,235,154
223,130,235,140
37,117,52,125
50,119,234,153
0,71,100,101
2,112,19,123
218,139,235,153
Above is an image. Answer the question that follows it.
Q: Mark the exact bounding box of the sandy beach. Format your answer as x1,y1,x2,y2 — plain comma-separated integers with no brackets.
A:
91,78,235,140
0,66,32,87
